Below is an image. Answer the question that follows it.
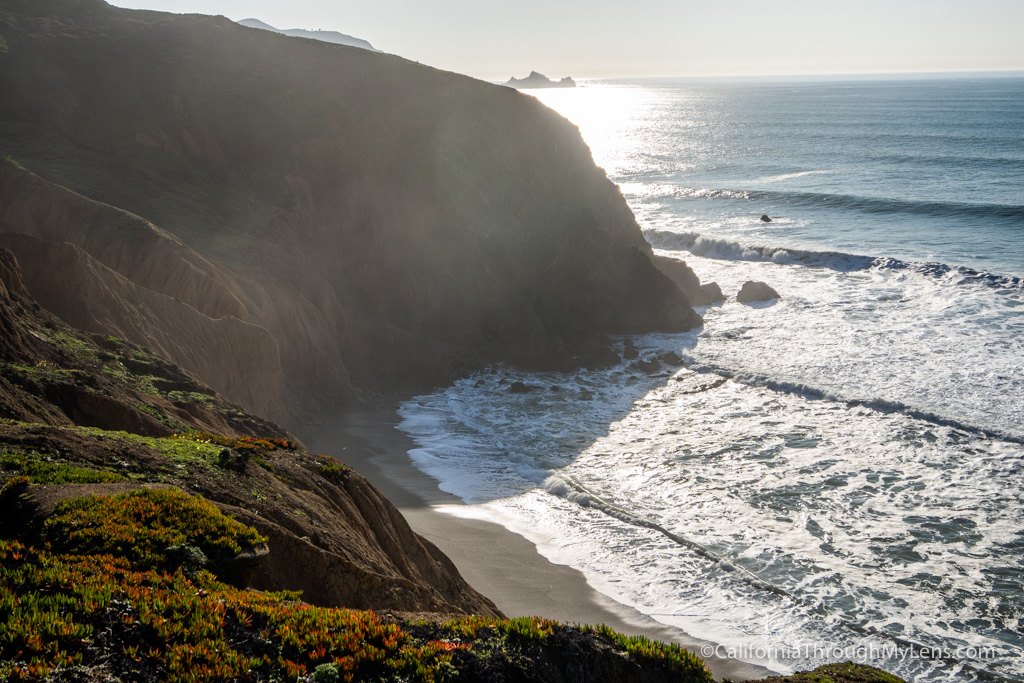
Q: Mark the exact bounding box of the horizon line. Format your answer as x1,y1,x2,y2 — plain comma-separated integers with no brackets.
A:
489,68,1024,83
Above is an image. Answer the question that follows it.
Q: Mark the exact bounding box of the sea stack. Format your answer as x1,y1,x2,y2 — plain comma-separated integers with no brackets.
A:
506,71,577,89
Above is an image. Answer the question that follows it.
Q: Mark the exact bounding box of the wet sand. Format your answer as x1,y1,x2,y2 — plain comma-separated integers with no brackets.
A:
303,408,776,682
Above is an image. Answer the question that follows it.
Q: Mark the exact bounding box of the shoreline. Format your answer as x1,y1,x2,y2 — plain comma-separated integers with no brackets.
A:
303,407,777,682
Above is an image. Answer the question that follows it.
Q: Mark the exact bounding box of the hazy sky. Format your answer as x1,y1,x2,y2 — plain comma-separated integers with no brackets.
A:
109,0,1024,81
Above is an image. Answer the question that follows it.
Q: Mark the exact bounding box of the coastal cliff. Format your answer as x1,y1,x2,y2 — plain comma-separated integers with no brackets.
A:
0,0,702,428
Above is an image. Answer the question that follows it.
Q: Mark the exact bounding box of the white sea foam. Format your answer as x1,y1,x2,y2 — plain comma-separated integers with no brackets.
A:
398,253,1024,681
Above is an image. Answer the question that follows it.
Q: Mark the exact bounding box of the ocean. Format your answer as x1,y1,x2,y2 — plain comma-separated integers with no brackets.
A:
398,75,1024,681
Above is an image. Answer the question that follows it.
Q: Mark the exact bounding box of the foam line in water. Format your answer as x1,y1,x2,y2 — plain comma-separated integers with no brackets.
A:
681,362,1024,447
644,228,1024,290
544,473,799,599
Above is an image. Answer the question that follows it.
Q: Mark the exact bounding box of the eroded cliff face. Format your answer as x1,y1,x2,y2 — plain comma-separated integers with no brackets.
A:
0,0,704,424
0,220,286,423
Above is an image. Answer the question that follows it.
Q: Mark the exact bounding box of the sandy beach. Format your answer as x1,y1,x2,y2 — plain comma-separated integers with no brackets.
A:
303,407,776,682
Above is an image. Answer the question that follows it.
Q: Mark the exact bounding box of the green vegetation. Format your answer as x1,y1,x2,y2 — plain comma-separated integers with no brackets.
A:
0,452,124,484
149,433,225,468
318,459,350,485
590,622,712,674
2,360,79,384
40,488,267,571
0,483,718,682
430,615,712,680
0,425,305,488
64,428,300,474
0,538,466,682
178,431,298,455
767,662,907,683
68,426,223,471
0,488,471,683
32,326,92,360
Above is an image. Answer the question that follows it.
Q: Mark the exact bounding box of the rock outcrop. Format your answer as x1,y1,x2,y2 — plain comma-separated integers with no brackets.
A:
653,253,721,308
700,282,725,303
0,0,699,429
737,280,781,303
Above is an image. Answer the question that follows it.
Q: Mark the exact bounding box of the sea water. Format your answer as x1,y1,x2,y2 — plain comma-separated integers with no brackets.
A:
398,76,1024,681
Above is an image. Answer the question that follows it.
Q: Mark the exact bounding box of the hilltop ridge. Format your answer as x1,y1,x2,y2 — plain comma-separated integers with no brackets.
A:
237,17,379,52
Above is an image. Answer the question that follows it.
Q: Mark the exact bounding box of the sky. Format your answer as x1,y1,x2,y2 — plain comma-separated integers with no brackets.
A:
109,0,1024,82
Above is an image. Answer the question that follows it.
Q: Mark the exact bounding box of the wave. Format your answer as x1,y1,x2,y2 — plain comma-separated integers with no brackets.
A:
637,185,1024,224
644,228,1024,292
748,169,841,184
678,362,1024,446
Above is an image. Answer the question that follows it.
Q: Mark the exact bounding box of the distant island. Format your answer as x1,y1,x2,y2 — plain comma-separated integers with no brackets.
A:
237,17,379,52
506,71,576,89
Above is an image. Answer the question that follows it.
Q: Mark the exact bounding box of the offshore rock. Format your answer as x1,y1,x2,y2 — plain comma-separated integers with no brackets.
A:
700,282,725,303
737,280,781,303
659,351,684,366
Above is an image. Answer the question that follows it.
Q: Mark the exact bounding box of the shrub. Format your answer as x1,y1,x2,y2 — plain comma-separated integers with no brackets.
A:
41,488,266,570
0,540,470,682
318,460,349,485
312,661,340,683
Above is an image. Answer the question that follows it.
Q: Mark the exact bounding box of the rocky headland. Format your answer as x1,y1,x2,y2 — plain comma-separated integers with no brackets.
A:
0,1,902,680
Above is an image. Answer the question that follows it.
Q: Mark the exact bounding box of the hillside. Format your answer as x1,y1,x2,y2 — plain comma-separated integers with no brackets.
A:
0,0,707,429
0,246,498,618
